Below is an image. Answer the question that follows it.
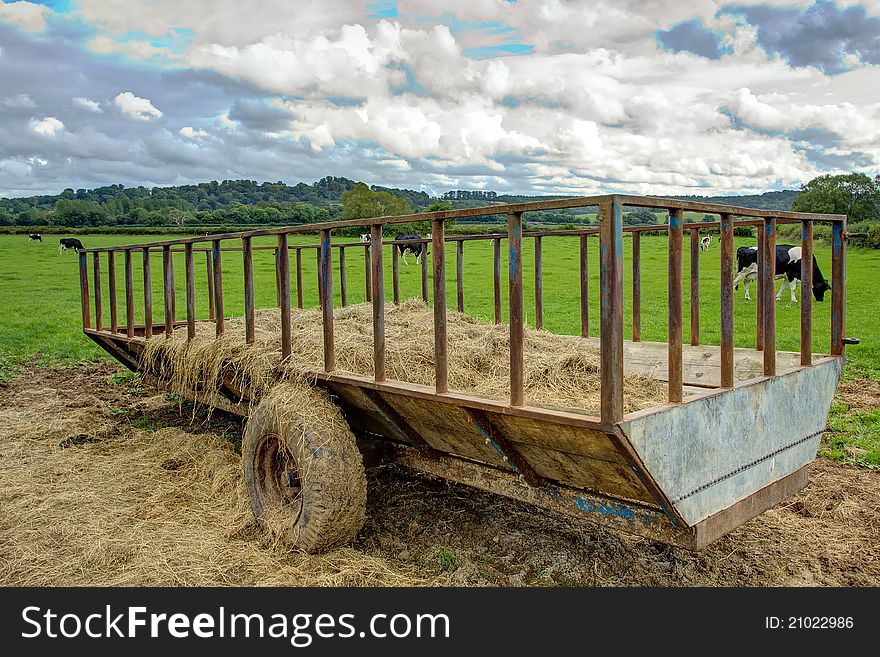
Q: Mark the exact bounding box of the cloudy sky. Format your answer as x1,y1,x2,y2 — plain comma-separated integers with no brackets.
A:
1,0,878,198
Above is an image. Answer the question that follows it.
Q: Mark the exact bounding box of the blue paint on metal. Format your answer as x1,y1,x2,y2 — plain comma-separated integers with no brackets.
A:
542,486,652,525
212,243,220,260
765,220,774,237
669,211,681,229
802,223,808,241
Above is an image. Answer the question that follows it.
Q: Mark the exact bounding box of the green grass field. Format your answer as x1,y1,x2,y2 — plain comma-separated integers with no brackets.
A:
1,232,877,464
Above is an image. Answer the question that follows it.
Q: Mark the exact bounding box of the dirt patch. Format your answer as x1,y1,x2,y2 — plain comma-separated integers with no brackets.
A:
836,379,880,413
1,365,878,587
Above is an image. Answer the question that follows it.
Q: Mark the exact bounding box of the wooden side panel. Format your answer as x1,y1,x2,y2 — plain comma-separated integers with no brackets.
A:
322,381,655,504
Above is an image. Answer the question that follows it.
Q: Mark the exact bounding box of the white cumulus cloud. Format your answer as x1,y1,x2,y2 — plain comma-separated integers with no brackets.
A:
114,91,163,121
73,97,103,113
3,93,36,108
178,126,209,139
29,116,64,136
0,1,51,32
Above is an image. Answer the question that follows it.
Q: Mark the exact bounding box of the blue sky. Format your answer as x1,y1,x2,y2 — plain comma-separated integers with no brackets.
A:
0,0,878,197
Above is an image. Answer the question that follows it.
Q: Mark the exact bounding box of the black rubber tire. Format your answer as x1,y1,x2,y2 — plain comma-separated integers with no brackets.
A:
242,392,366,552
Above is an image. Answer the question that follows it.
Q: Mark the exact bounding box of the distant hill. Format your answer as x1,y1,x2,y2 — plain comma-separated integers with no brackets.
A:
669,190,800,211
0,177,800,229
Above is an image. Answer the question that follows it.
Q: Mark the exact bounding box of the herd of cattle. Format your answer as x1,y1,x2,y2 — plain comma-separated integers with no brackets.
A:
31,229,829,303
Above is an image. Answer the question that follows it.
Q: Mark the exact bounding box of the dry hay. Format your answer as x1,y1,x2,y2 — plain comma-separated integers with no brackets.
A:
141,299,667,413
0,367,437,586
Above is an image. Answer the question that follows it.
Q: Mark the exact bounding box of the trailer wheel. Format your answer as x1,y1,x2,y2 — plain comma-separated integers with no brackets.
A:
242,392,366,553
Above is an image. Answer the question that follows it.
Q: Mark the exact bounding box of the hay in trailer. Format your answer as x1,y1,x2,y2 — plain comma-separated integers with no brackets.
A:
141,299,668,413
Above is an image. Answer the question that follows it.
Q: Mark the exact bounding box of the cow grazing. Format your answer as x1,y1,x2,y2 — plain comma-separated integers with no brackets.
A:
359,233,370,243
28,233,42,242
732,244,831,302
700,235,711,252
394,233,427,265
58,237,85,254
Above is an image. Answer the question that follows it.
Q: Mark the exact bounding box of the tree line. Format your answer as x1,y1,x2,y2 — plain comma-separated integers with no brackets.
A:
2,173,877,245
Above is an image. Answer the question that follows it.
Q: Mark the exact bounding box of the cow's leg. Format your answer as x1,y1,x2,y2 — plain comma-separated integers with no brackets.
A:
776,278,788,301
789,278,798,303
744,278,752,301
402,250,409,265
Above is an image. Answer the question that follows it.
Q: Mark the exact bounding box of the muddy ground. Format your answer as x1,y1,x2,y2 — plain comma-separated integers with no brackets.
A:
1,364,877,586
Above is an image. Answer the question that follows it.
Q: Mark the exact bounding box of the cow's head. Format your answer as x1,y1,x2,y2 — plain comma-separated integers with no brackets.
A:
812,279,831,302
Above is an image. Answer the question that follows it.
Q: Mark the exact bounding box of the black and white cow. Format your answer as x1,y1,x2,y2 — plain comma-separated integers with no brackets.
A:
359,233,370,243
58,237,85,254
28,233,42,242
700,235,711,252
394,233,427,265
732,244,831,302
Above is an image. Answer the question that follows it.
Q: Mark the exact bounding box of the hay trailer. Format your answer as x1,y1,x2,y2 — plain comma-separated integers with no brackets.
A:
76,195,849,551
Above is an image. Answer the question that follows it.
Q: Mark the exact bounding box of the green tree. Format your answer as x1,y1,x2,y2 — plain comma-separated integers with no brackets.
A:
792,173,880,223
623,208,657,226
340,183,412,220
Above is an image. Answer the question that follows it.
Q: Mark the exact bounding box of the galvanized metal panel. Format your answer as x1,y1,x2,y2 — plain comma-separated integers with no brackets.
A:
620,357,843,526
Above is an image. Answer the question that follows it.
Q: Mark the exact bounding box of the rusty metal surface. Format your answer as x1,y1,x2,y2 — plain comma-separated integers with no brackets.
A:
832,220,846,355
432,220,448,394
508,211,524,406
763,218,776,375
370,225,385,381
719,213,734,388
599,199,623,422
668,209,683,403
801,221,813,366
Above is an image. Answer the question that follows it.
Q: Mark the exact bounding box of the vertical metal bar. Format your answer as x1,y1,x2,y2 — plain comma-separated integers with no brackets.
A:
125,249,134,338
243,236,255,344
364,244,372,302
756,225,765,351
79,251,90,329
320,230,335,371
534,236,542,330
432,220,448,393
456,240,465,313
295,248,304,309
392,240,400,306
185,243,195,341
206,250,215,321
212,240,224,337
278,233,291,361
371,225,385,381
316,247,323,308
668,209,683,403
420,242,429,302
831,220,846,356
108,251,117,334
508,211,524,407
339,246,347,307
763,217,777,376
631,231,641,342
274,248,281,307
162,245,174,337
579,234,589,338
600,200,624,421
720,213,734,388
142,248,152,339
493,238,502,324
800,221,813,366
690,228,700,346
93,252,103,332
